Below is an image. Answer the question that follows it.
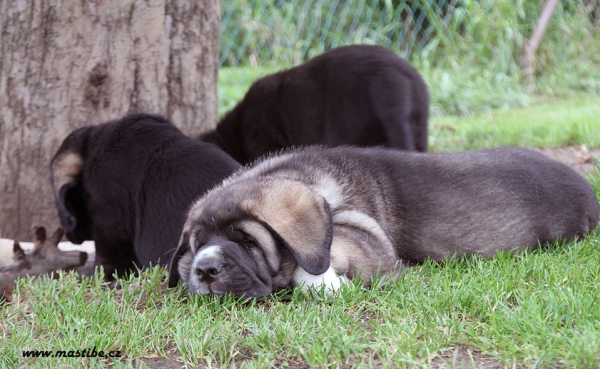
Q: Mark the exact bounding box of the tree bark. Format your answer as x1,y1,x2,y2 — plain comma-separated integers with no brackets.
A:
0,0,220,241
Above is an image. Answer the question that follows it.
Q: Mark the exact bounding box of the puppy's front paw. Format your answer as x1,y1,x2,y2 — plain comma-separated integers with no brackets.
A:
292,264,350,296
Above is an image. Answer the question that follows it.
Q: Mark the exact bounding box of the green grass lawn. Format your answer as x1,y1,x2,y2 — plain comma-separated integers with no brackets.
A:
3,93,600,368
429,95,600,152
3,218,600,368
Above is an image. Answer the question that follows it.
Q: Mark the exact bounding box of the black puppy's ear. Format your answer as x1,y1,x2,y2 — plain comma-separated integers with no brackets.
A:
50,127,91,233
168,232,191,288
246,180,333,275
55,183,82,233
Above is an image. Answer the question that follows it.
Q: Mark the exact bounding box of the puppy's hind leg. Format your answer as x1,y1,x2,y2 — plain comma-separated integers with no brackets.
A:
329,211,401,286
368,69,417,151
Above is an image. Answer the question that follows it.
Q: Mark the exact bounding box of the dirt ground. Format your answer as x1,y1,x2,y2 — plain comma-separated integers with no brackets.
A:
534,145,599,176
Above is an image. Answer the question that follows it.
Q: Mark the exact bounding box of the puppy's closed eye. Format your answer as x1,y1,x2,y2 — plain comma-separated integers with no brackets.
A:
241,238,258,247
226,227,261,248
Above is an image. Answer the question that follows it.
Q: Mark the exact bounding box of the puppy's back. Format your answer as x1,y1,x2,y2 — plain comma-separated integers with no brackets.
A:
134,137,241,265
52,113,241,274
388,147,598,260
240,146,599,260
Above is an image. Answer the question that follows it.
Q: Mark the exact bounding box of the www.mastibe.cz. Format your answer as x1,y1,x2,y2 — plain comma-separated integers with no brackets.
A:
22,348,122,358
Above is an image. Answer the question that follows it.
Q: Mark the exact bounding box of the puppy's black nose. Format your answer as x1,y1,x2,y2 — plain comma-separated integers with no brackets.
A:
195,262,222,283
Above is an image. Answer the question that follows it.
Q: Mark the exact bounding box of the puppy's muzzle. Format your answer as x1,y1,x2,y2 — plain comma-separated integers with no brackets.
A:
194,259,222,283
188,245,225,294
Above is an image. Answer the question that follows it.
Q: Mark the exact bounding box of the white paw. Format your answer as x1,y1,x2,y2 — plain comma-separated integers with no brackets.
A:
292,264,349,295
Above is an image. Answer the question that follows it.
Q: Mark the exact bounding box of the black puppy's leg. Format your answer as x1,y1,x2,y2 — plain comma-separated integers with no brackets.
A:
92,234,139,281
411,111,429,152
368,69,417,151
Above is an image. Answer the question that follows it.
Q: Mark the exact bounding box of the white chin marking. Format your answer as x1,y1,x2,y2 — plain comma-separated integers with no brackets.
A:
292,265,349,296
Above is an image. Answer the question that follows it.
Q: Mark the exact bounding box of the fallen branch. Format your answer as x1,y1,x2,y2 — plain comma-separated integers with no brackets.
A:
1,227,88,303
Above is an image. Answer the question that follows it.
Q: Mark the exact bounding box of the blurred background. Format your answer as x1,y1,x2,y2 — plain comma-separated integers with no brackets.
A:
218,0,600,116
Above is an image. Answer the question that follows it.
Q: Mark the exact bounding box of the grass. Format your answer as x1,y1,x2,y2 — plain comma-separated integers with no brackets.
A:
3,221,600,368
429,95,600,152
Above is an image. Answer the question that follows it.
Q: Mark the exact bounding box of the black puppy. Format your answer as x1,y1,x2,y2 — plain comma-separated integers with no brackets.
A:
50,114,241,279
201,45,429,164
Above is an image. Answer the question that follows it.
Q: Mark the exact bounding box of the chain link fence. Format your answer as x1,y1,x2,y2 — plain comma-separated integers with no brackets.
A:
220,0,464,67
220,0,600,69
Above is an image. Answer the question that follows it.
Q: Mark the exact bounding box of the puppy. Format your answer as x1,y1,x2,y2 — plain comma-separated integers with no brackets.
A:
168,146,599,298
50,114,241,280
201,45,429,164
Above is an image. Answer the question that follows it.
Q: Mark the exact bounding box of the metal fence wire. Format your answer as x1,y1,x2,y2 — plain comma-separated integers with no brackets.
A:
220,0,600,69
220,0,464,67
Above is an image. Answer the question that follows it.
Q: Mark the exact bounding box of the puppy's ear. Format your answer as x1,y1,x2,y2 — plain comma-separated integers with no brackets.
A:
168,232,191,288
248,180,333,275
50,127,91,233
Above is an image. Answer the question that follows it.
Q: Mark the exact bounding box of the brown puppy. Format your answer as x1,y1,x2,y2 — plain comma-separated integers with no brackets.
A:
168,146,599,298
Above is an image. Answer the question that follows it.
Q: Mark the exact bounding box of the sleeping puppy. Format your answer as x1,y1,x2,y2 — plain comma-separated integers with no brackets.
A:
168,146,599,298
201,44,429,164
50,114,241,280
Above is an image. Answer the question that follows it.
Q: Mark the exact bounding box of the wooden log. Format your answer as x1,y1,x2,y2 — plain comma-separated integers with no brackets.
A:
0,227,88,302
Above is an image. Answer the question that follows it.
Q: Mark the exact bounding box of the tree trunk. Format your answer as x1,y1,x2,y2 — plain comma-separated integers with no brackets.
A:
0,0,220,241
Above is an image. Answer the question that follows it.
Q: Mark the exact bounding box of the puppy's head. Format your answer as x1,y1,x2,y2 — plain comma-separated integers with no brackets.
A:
168,178,333,298
50,126,94,244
